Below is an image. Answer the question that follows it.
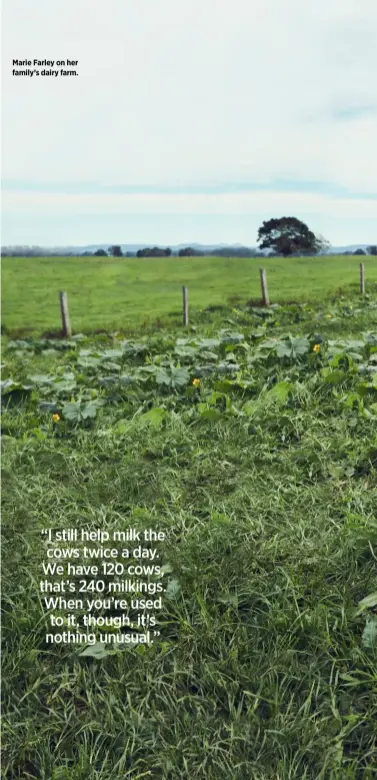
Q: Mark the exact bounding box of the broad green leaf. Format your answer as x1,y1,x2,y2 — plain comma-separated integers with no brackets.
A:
242,399,258,416
102,362,121,372
138,408,167,429
356,592,377,615
160,563,173,575
1,379,33,394
6,340,31,350
219,331,245,345
365,333,377,346
62,401,99,422
62,402,82,421
199,407,223,421
79,642,110,659
321,369,347,385
214,380,238,393
196,338,221,349
362,617,377,649
99,376,117,387
39,402,60,413
156,366,190,388
194,365,217,377
330,353,357,372
119,374,135,385
53,380,77,393
28,374,53,385
260,339,280,351
267,381,294,403
77,357,102,368
276,337,310,359
123,342,147,356
343,393,363,411
100,349,124,360
174,345,197,357
165,579,181,599
217,362,240,374
81,403,98,419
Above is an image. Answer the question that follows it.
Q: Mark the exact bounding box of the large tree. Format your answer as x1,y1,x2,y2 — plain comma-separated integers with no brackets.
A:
257,217,322,257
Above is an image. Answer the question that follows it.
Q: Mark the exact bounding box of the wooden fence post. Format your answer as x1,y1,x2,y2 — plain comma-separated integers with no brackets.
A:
182,286,189,325
59,291,72,337
259,268,270,306
360,263,365,295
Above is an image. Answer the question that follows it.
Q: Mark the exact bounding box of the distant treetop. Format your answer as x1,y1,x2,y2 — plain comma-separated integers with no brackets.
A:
108,246,123,257
136,247,172,257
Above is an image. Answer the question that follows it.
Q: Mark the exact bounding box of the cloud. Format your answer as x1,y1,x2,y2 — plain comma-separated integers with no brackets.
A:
2,0,377,245
3,189,376,220
2,0,377,192
330,106,377,122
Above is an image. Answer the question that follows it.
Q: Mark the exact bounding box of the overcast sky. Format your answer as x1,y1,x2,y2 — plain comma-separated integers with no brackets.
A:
2,0,377,247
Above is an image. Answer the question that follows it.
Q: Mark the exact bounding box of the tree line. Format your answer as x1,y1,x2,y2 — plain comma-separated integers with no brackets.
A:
2,217,377,257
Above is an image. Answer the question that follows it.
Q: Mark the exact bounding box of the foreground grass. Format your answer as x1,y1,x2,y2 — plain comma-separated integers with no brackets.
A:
2,297,377,779
2,254,377,334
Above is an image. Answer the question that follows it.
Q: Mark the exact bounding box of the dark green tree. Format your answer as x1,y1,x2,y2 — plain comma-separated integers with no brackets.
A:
257,217,321,257
94,249,108,256
136,246,171,258
179,247,196,256
368,245,377,256
108,245,123,257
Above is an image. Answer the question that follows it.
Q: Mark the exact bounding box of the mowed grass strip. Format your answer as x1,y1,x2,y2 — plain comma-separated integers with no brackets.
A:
2,254,377,334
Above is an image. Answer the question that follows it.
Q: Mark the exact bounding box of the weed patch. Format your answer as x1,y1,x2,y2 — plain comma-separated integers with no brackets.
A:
2,295,377,779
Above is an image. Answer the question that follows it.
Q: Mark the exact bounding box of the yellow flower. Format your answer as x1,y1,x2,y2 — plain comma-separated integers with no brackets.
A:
326,314,332,319
52,413,60,423
192,378,200,387
313,344,321,353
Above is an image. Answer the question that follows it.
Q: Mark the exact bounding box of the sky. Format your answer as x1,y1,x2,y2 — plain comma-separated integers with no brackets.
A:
2,0,377,248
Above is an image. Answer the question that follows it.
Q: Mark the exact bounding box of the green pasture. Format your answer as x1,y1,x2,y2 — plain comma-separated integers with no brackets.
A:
2,254,377,334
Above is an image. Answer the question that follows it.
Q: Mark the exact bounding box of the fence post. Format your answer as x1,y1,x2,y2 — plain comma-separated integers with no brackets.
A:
259,268,270,306
360,263,365,295
59,291,72,337
182,286,189,325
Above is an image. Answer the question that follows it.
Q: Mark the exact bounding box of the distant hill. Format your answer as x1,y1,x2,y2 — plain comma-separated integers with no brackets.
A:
1,243,374,257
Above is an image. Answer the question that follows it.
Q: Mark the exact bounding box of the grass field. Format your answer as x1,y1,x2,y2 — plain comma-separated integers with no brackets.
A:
2,255,377,334
2,290,377,778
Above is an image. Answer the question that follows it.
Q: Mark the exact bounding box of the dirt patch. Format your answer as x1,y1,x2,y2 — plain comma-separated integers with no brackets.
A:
2,326,35,338
246,299,273,308
204,304,227,313
40,330,67,339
